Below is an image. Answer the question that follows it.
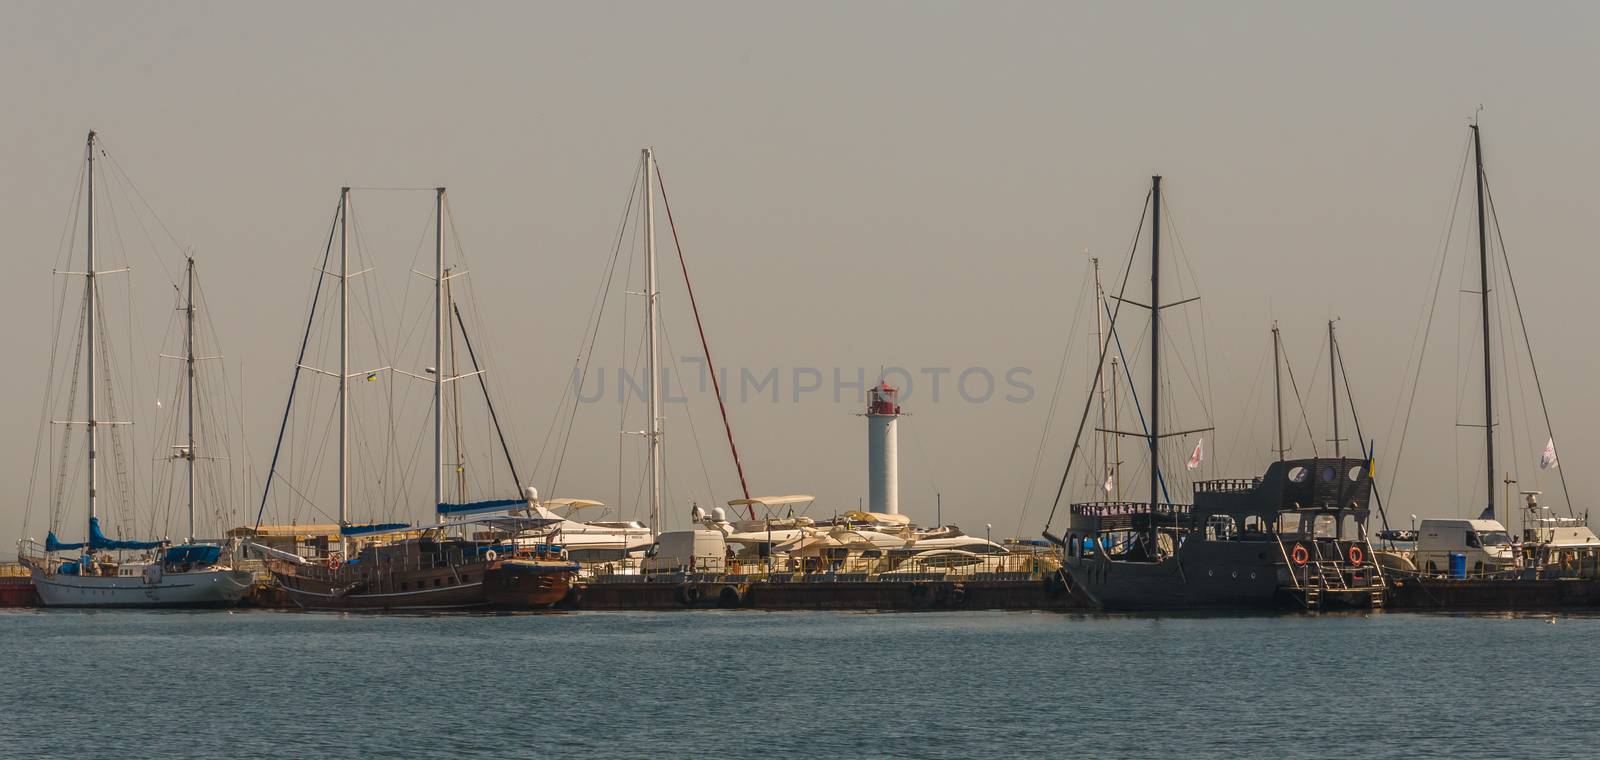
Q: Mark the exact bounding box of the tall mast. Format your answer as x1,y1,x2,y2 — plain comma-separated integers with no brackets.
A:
1272,322,1285,462
643,149,663,537
1472,124,1496,521
434,188,445,524
85,131,98,540
1328,319,1341,458
185,257,197,542
1111,357,1121,501
338,187,350,553
1092,257,1109,489
1148,175,1162,523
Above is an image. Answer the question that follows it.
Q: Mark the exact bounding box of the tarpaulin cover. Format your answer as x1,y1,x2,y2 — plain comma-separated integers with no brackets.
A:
164,544,222,565
340,522,412,537
436,498,524,516
45,532,87,552
89,517,166,551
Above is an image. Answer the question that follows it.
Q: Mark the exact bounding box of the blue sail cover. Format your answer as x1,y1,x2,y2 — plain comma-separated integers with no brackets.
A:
45,532,87,552
340,522,413,537
436,498,524,516
164,544,222,565
88,517,166,551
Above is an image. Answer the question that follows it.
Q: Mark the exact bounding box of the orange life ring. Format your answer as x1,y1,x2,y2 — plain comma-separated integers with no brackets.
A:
326,552,343,571
1291,544,1310,566
1347,545,1364,566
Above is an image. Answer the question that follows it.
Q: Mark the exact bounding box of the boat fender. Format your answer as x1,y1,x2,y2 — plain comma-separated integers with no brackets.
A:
677,584,703,606
1346,545,1364,566
717,585,743,608
1291,544,1310,566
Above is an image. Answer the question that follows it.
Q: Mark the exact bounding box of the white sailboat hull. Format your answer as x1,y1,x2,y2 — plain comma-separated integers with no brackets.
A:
29,566,253,608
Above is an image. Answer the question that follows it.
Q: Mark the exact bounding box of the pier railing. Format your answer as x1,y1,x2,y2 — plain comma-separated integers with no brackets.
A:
582,552,1060,584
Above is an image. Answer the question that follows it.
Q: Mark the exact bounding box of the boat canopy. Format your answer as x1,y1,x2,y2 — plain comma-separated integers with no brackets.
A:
340,522,413,538
164,545,222,565
842,510,912,526
728,495,814,508
437,497,526,516
544,498,606,511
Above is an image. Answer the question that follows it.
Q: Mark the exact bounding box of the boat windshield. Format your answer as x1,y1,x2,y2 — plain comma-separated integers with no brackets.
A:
1478,530,1512,547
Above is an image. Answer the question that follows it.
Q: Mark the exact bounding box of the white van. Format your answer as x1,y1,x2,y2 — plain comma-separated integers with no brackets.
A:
1415,518,1517,574
641,530,727,574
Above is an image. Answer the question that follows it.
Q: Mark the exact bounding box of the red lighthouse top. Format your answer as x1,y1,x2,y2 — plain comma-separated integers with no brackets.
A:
867,381,901,416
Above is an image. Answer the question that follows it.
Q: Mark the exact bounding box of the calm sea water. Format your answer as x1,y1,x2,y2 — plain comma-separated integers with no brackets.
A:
2,609,1596,759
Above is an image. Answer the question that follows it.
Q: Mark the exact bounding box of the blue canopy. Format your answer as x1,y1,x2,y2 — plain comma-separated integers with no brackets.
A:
340,522,413,538
164,544,222,565
436,498,524,516
45,532,87,552
89,517,166,551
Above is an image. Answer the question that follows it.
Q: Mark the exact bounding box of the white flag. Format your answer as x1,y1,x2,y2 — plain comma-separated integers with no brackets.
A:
1187,437,1205,471
1103,469,1115,493
1540,438,1559,470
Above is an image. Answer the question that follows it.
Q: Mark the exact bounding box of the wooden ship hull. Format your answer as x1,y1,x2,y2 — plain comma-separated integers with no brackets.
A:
481,558,579,609
272,560,494,611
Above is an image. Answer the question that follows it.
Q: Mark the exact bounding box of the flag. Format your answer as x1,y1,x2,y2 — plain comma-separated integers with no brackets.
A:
1103,469,1115,494
1186,437,1205,471
1540,438,1558,470
366,372,378,382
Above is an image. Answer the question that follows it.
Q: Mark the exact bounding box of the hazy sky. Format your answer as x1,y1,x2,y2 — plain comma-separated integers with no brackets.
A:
5,1,1599,551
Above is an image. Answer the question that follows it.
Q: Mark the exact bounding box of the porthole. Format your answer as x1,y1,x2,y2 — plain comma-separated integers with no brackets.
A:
1320,467,1336,482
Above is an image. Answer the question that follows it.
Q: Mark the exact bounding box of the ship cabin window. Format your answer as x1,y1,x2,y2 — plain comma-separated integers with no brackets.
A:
1242,516,1266,535
1340,514,1360,541
1287,466,1308,483
1067,537,1077,558
1206,515,1237,541
1313,514,1337,539
1277,512,1303,537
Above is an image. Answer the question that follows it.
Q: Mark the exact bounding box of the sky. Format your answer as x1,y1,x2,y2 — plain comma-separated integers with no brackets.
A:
4,1,1598,552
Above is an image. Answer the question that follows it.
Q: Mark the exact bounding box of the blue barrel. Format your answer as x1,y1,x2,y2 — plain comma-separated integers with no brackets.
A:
1449,552,1467,579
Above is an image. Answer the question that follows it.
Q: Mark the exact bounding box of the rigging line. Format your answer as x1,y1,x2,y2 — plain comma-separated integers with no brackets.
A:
1483,176,1575,516
1103,301,1168,502
253,195,342,531
1016,263,1092,538
657,310,719,511
654,161,754,512
532,165,639,482
453,301,522,491
1159,187,1216,431
1385,133,1472,505
1333,332,1392,532
98,145,180,287
1220,337,1271,473
27,161,88,539
1281,337,1320,458
1042,190,1149,533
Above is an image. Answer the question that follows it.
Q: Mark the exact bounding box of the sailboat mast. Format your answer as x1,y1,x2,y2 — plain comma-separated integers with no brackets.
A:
1472,124,1496,521
644,148,663,538
434,187,445,524
338,187,350,553
185,257,197,542
85,131,98,540
1093,257,1109,489
1328,320,1341,458
1273,323,1285,462
1148,175,1162,522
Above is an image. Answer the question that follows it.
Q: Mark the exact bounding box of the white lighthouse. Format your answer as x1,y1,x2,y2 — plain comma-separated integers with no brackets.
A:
865,381,903,515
